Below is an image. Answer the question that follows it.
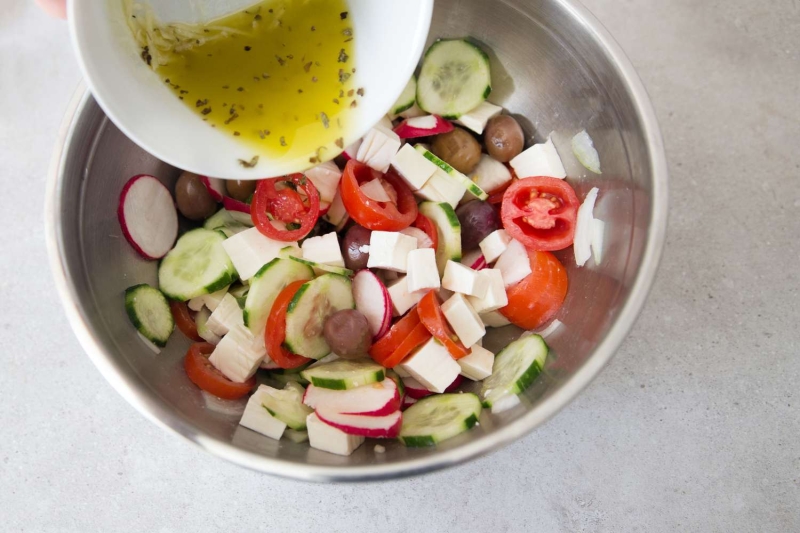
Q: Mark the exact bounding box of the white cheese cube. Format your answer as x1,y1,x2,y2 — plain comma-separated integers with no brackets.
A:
399,336,461,393
468,154,512,197
458,344,495,381
304,161,342,203
188,286,230,312
302,232,344,267
494,239,532,287
206,293,244,337
386,276,423,316
357,127,402,173
306,413,364,456
440,293,486,348
417,169,467,208
209,324,266,383
391,143,439,191
323,189,349,228
239,386,287,440
480,309,511,328
479,230,511,264
455,101,503,134
343,138,362,160
510,137,566,179
467,269,508,314
367,231,417,272
222,227,296,281
406,248,440,293
441,261,489,298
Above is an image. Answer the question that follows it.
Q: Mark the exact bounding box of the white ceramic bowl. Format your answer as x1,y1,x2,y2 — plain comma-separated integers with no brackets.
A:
68,0,433,179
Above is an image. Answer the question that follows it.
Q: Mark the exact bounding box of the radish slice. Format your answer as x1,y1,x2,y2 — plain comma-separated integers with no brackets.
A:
117,175,178,260
315,407,402,438
352,270,392,339
319,201,331,216
303,379,400,416
402,376,433,400
574,187,599,267
401,396,417,410
399,227,434,249
461,249,488,271
393,115,454,139
444,373,463,392
200,176,226,202
222,196,252,225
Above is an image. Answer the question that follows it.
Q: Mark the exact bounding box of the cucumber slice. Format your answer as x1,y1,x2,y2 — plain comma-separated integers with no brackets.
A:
267,372,310,387
203,208,253,232
480,334,549,407
243,258,314,336
194,306,221,344
415,146,488,200
260,386,313,430
417,39,492,119
289,256,354,277
124,284,174,347
391,75,417,115
228,283,250,308
399,393,482,447
158,229,237,301
300,359,385,390
418,202,462,275
284,274,355,359
284,428,309,443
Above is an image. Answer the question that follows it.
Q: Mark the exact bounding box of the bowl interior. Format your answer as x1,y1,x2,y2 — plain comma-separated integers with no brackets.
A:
68,0,432,179
50,0,666,480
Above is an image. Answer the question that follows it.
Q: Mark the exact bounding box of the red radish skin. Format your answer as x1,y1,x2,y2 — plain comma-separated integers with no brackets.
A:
393,115,454,139
402,376,434,400
303,379,401,416
445,373,464,393
319,201,331,216
401,396,417,411
352,270,392,339
315,408,402,438
222,196,253,225
117,175,178,260
399,226,434,249
461,249,488,271
200,176,226,202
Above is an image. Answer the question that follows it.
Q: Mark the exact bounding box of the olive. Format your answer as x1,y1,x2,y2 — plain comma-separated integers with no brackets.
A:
456,200,500,251
174,171,217,221
323,309,372,358
431,127,482,174
484,115,524,163
342,225,372,271
226,179,257,202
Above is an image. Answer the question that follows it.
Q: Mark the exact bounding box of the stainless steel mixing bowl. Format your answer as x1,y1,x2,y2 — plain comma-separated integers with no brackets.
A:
46,0,668,481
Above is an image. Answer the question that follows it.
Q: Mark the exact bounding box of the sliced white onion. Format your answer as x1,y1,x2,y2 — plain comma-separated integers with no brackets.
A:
536,319,563,339
591,218,605,266
574,187,599,267
572,130,602,174
360,178,392,202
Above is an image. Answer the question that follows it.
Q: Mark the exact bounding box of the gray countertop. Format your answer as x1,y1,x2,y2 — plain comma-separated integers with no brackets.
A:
1,0,798,531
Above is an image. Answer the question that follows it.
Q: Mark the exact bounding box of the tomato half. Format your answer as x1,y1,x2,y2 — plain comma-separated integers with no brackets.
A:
252,174,320,241
501,177,579,251
499,249,568,330
184,342,255,400
169,300,202,342
265,279,313,369
417,291,469,359
413,213,439,252
339,160,417,231
369,308,430,368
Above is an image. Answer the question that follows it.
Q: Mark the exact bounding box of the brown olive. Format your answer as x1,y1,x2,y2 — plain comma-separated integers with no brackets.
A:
431,127,482,174
484,115,524,162
342,225,372,271
226,179,257,202
323,309,372,358
174,171,217,221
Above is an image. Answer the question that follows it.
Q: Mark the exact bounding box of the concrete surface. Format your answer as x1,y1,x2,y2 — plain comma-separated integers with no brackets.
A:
1,0,798,531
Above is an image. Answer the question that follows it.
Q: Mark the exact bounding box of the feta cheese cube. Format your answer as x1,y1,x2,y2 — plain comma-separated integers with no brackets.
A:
399,336,462,393
386,276,423,316
206,293,244,337
468,155,512,198
304,161,342,203
510,137,566,179
222,227,296,281
494,239,532,287
357,127,402,173
406,248,440,293
479,229,511,264
440,293,486,347
480,309,511,328
188,286,230,312
458,344,495,381
302,232,344,267
209,324,265,383
239,385,287,440
467,269,508,314
441,261,489,298
367,231,417,272
391,144,439,191
306,413,364,456
416,169,467,208
455,101,503,134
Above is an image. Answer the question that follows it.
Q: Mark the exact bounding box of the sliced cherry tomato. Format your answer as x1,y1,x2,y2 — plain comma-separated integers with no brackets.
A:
417,291,469,359
265,279,313,369
183,342,255,400
369,307,430,368
501,177,579,251
499,249,568,330
252,174,320,241
413,213,439,252
339,160,417,231
169,300,202,342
